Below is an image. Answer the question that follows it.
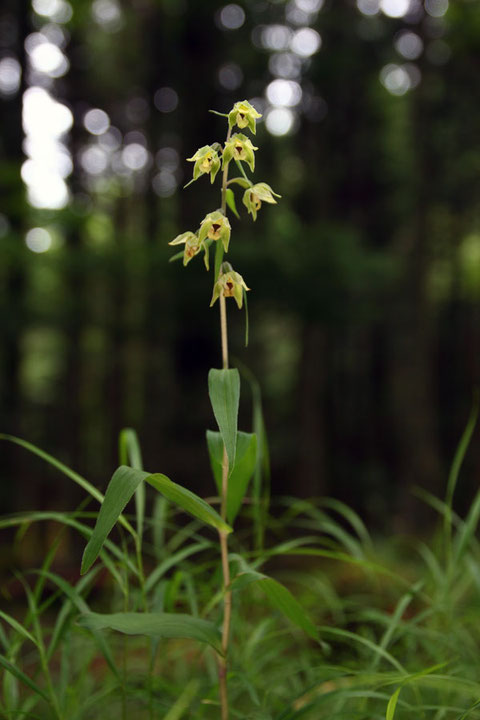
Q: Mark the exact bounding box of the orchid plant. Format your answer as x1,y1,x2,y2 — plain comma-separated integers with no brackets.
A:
75,100,315,720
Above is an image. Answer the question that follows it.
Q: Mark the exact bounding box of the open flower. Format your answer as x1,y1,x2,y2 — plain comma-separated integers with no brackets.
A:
187,145,221,183
169,231,209,270
228,100,262,134
222,134,258,173
210,269,250,309
243,183,281,221
198,211,231,252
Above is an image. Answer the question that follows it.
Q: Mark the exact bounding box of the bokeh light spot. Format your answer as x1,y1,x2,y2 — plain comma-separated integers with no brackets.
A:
380,63,413,94
152,171,177,198
425,0,448,17
32,0,72,23
27,37,69,78
290,27,321,57
84,108,110,135
265,107,296,136
356,0,380,15
295,0,324,10
122,143,150,171
218,62,243,90
218,4,245,30
91,0,123,31
154,87,178,113
269,52,302,79
380,0,411,17
266,79,302,107
156,147,179,170
25,227,53,253
0,57,21,96
260,25,292,51
80,146,109,175
394,30,423,59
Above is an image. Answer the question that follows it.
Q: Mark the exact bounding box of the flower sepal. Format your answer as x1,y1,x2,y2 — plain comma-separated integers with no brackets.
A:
168,231,209,270
228,100,262,134
222,134,258,173
210,264,250,309
187,145,221,183
243,182,281,221
199,210,231,253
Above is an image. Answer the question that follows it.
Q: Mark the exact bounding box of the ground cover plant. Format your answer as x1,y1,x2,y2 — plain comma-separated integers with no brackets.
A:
2,102,480,720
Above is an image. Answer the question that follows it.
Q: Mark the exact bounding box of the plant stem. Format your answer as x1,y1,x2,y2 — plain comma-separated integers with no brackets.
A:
218,125,233,720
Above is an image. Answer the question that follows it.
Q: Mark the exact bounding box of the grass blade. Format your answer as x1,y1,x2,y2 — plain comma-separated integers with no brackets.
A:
0,654,49,704
0,434,136,538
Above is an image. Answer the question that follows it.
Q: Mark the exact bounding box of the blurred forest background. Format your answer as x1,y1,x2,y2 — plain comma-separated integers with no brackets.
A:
1,0,480,534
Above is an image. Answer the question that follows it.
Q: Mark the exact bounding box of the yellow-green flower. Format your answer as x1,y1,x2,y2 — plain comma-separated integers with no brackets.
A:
222,133,258,173
168,231,209,270
198,211,231,252
210,270,250,309
243,182,281,221
228,100,262,134
187,145,221,183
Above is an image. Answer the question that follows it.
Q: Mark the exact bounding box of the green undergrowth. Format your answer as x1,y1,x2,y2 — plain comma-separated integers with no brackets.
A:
1,419,480,720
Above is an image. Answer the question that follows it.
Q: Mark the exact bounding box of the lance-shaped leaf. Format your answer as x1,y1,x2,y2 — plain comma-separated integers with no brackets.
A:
208,368,240,470
145,473,231,534
81,466,231,574
207,430,257,524
81,465,149,574
230,566,320,643
78,612,222,653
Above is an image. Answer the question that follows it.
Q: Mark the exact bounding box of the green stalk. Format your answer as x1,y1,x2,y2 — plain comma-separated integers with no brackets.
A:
218,125,232,720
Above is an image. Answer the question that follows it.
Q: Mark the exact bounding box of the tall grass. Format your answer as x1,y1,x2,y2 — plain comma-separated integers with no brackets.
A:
1,402,480,720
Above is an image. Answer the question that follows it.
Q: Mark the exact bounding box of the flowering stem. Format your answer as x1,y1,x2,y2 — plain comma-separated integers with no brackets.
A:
218,125,233,720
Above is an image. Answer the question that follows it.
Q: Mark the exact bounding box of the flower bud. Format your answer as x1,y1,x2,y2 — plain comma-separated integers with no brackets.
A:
243,182,281,221
222,133,258,173
210,269,250,309
228,100,262,135
187,145,221,183
198,210,231,253
169,231,209,270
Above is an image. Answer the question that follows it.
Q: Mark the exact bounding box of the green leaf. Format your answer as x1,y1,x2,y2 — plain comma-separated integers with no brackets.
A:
208,368,240,471
145,472,231,534
206,430,257,523
0,610,38,648
81,465,149,574
82,466,231,574
0,653,49,703
386,686,402,720
0,434,136,539
119,427,145,543
78,612,222,653
227,176,251,189
225,188,240,219
231,568,319,643
214,237,224,281
169,250,184,263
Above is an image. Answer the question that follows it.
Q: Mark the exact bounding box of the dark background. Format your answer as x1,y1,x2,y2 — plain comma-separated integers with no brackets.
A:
1,0,480,535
